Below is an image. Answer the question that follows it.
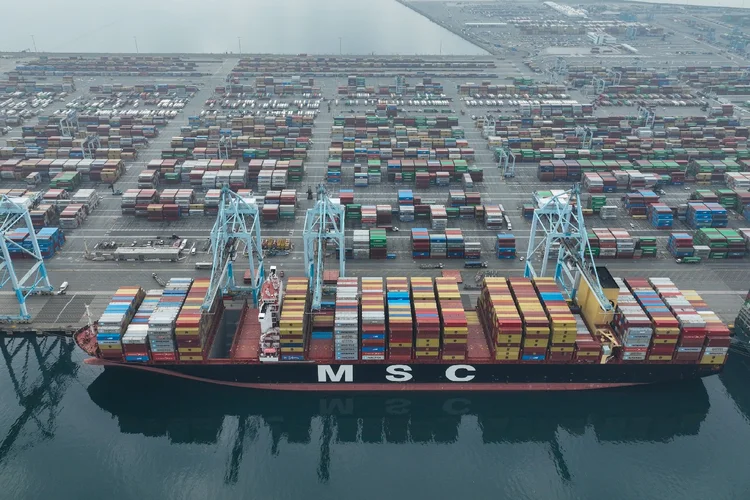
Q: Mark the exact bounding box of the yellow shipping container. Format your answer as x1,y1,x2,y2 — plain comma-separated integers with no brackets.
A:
700,354,727,365
178,347,203,354
496,334,523,344
442,337,467,344
442,355,465,361
415,351,439,357
99,344,122,351
550,346,575,353
179,356,203,361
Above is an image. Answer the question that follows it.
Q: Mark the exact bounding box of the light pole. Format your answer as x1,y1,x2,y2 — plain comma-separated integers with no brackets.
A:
238,37,242,54
30,35,37,53
133,36,139,54
338,37,342,55
439,39,442,56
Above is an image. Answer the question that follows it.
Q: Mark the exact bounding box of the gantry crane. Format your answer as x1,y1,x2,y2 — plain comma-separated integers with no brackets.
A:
303,184,345,310
0,195,54,322
204,186,264,309
523,184,612,311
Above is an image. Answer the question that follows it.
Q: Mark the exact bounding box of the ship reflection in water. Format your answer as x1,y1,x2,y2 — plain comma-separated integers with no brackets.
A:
88,370,711,484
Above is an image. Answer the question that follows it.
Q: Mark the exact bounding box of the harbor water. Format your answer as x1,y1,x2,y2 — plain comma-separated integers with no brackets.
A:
0,0,485,55
2,336,750,499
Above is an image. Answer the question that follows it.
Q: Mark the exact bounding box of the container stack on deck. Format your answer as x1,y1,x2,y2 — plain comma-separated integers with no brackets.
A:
478,277,523,361
534,278,576,363
649,278,730,365
435,278,467,361
279,277,309,361
361,277,386,360
334,277,359,361
147,278,192,362
175,278,214,362
412,277,440,359
613,278,653,362
97,287,146,361
386,277,413,360
509,278,549,362
121,290,162,363
625,278,680,362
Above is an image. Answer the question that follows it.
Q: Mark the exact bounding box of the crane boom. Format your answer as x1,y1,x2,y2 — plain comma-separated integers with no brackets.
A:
524,184,613,311
204,186,264,309
303,185,345,310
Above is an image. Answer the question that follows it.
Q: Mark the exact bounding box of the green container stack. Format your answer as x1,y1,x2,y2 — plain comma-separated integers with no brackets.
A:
694,228,728,258
346,204,361,221
454,159,468,176
369,229,387,259
50,172,82,191
288,160,304,182
716,189,737,210
588,195,607,213
639,237,657,257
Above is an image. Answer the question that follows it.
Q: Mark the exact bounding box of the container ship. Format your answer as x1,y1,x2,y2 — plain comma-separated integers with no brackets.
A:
74,267,731,391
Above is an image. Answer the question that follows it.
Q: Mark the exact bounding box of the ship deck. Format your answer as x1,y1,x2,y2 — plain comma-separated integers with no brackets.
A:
230,307,261,361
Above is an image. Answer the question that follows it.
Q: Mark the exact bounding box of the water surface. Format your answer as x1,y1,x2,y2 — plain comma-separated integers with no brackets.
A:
0,0,485,55
2,336,750,500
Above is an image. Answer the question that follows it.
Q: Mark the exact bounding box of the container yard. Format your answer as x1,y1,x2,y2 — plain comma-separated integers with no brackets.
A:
0,1,743,392
5,1,750,499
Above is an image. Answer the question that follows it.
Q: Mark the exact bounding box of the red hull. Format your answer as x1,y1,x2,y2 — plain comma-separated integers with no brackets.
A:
84,358,642,391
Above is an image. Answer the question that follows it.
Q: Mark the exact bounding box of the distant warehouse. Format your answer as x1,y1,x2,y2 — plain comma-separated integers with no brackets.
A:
621,44,639,54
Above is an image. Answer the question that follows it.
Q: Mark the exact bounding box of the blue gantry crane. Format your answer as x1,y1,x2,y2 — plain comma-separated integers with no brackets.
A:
204,186,264,309
0,195,54,321
523,184,612,311
303,184,345,310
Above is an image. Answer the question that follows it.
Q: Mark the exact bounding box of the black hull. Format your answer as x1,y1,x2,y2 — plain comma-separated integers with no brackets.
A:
92,359,725,391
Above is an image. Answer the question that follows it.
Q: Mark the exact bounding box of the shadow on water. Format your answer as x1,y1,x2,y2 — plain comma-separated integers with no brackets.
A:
87,369,711,484
0,336,78,466
720,349,750,422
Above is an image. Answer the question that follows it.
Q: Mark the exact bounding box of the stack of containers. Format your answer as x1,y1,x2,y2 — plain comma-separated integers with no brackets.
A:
686,203,712,229
435,278,467,361
573,314,601,362
412,277,441,359
148,278,192,360
496,234,516,259
625,278,680,362
484,205,504,230
707,202,728,228
411,228,430,258
681,289,731,365
464,241,481,260
353,230,370,260
369,229,387,259
667,233,695,258
122,289,162,362
97,286,145,361
335,277,359,361
430,231,446,258
386,277,413,360
649,278,706,364
430,205,448,230
612,229,635,258
361,206,377,228
509,278,549,362
175,278,211,362
446,229,464,258
648,203,673,228
612,278,652,362
279,277,309,361
534,277,576,362
477,277,522,361
360,277,385,360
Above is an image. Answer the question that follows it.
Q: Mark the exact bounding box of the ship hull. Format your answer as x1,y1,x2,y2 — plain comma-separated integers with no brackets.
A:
85,358,722,391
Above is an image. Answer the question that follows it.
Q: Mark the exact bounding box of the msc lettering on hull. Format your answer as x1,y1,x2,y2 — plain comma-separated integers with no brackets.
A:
316,364,477,383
